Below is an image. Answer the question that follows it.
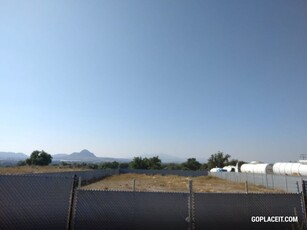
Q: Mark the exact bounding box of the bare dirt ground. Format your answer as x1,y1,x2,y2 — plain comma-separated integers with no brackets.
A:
82,173,282,193
0,165,88,174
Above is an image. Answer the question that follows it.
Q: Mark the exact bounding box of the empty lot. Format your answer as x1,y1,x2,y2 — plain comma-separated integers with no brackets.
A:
82,173,282,193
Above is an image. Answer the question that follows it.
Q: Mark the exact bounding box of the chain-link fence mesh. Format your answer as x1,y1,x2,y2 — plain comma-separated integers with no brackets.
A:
120,169,207,177
72,190,189,230
194,193,305,230
73,190,305,230
303,180,307,195
23,169,119,185
1,172,306,230
210,172,304,193
0,175,74,230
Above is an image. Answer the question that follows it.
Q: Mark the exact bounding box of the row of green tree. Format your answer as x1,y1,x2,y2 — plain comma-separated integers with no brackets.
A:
128,151,243,171
22,150,244,171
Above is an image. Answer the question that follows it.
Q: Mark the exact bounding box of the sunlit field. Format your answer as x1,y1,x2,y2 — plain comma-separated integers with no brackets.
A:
82,173,282,193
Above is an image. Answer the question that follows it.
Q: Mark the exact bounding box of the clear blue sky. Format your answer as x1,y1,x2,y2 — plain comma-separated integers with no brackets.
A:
1,0,306,163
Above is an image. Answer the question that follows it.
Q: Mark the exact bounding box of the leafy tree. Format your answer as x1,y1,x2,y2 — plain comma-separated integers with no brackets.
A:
200,163,208,170
80,162,87,168
130,157,148,169
207,151,231,169
26,150,52,166
17,160,26,166
87,163,98,169
61,161,70,167
182,158,201,170
119,162,129,169
129,156,162,170
99,161,120,169
147,156,162,169
163,163,183,170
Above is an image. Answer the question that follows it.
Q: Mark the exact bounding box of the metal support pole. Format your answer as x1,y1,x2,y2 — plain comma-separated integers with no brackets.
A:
67,175,78,230
78,176,82,189
285,175,288,193
187,179,195,230
245,181,249,194
296,181,300,194
133,179,136,191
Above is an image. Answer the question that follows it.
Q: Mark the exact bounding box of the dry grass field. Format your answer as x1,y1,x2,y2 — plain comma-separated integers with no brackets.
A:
82,173,282,193
0,165,89,175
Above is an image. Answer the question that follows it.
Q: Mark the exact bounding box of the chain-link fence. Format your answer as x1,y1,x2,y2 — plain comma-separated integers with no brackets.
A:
71,190,306,230
119,169,208,177
210,172,305,193
194,193,305,230
1,172,306,229
72,190,189,230
0,174,74,230
24,169,119,183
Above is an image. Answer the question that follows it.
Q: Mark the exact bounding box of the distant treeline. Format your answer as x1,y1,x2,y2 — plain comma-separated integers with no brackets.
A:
54,157,205,171
3,151,244,171
54,151,243,171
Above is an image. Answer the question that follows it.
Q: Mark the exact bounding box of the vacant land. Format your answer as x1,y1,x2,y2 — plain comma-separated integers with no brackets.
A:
0,165,89,174
82,173,282,193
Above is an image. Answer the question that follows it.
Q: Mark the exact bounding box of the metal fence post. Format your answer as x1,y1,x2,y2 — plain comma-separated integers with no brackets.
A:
285,175,288,193
78,176,81,189
67,175,78,230
296,181,300,193
133,179,136,192
187,179,195,230
245,181,249,194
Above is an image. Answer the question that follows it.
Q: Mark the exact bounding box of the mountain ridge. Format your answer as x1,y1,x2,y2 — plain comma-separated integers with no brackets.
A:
52,149,130,163
139,153,184,163
0,150,188,163
0,152,28,160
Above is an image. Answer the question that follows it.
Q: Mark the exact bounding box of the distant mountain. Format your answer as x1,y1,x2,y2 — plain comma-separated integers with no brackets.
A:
52,149,130,163
53,149,96,161
52,153,68,158
141,153,184,163
0,152,28,160
70,149,96,158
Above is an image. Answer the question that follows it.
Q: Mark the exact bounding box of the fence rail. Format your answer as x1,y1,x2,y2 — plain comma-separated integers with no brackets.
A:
209,172,306,193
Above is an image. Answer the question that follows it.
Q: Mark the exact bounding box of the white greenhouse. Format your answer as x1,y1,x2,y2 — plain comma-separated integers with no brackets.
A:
273,162,307,176
240,162,273,174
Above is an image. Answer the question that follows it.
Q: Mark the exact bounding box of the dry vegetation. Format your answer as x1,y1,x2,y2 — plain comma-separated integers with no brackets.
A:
82,173,282,193
0,165,89,175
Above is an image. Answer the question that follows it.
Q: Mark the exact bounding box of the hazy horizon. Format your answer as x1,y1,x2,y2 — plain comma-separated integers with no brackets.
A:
1,0,306,163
